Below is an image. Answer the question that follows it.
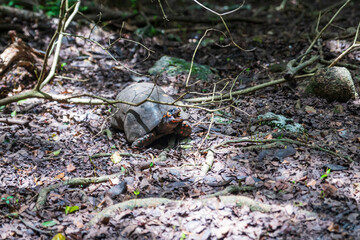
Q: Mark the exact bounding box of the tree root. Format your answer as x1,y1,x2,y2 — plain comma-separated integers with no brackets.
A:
90,152,146,159
87,185,316,227
0,5,48,21
35,172,123,211
19,216,53,235
201,149,214,175
0,117,30,127
214,138,353,162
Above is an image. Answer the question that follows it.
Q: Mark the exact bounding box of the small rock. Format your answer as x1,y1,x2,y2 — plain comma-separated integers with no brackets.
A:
308,67,358,102
274,146,297,160
245,176,256,186
106,181,127,198
324,164,348,171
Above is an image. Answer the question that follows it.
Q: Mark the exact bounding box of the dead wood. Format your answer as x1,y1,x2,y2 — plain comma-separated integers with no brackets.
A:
0,31,45,95
0,117,30,127
35,172,123,211
87,185,316,227
184,73,313,103
0,5,48,21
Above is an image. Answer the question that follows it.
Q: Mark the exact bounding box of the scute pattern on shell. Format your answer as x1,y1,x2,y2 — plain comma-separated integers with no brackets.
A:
111,83,175,143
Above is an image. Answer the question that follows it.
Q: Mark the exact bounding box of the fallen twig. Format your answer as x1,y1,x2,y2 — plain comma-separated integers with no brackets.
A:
301,0,351,63
35,172,123,211
90,152,147,159
214,138,353,162
19,216,53,235
0,118,30,127
329,21,360,68
184,73,314,103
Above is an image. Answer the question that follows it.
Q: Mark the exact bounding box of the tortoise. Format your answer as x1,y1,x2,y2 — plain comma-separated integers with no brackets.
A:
111,83,191,148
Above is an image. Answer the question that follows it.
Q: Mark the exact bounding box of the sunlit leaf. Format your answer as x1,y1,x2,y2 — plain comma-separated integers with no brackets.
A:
52,233,66,240
54,172,65,180
65,205,79,215
66,163,76,172
134,189,140,196
17,99,27,104
42,220,58,227
52,149,61,156
111,151,122,164
180,145,193,149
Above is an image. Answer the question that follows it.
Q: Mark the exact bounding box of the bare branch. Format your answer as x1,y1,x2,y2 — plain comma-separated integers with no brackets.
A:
192,0,244,16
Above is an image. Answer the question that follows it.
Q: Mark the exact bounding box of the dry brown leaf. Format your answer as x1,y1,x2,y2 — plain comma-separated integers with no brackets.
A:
327,222,340,232
55,172,65,180
322,183,338,197
67,163,76,172
354,183,360,191
306,179,317,188
305,106,316,114
111,151,122,164
110,177,120,185
265,134,273,139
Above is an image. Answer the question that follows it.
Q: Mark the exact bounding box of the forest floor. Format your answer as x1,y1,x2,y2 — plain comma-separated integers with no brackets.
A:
0,0,359,239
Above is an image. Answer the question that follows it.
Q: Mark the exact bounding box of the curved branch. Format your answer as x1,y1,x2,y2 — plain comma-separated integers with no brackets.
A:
192,0,244,16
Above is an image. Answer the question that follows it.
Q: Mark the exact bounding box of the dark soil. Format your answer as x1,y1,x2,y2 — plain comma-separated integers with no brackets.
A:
0,0,359,239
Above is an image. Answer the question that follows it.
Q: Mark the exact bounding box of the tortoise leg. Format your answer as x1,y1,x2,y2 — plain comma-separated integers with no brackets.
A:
175,121,192,138
131,132,157,148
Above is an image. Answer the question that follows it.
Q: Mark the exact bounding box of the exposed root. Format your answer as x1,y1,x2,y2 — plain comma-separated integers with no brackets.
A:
213,138,353,162
35,172,123,211
87,185,316,227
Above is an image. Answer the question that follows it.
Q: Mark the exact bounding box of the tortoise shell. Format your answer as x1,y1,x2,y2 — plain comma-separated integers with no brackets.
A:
110,83,180,144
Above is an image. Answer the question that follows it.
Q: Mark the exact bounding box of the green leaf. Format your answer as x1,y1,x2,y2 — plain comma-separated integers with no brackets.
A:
80,6,88,11
111,145,116,149
277,134,284,139
214,116,232,124
252,37,263,43
0,105,5,111
149,162,154,167
52,149,61,156
65,205,79,215
180,232,186,240
60,62,67,70
11,111,16,117
320,169,331,180
180,145,193,149
134,189,140,196
42,220,58,227
17,99,27,104
3,196,14,204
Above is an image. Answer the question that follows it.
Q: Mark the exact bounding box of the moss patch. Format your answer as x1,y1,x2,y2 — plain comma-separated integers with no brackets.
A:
149,56,215,81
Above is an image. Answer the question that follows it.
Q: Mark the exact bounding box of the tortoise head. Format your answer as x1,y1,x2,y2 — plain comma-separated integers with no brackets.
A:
157,107,183,134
